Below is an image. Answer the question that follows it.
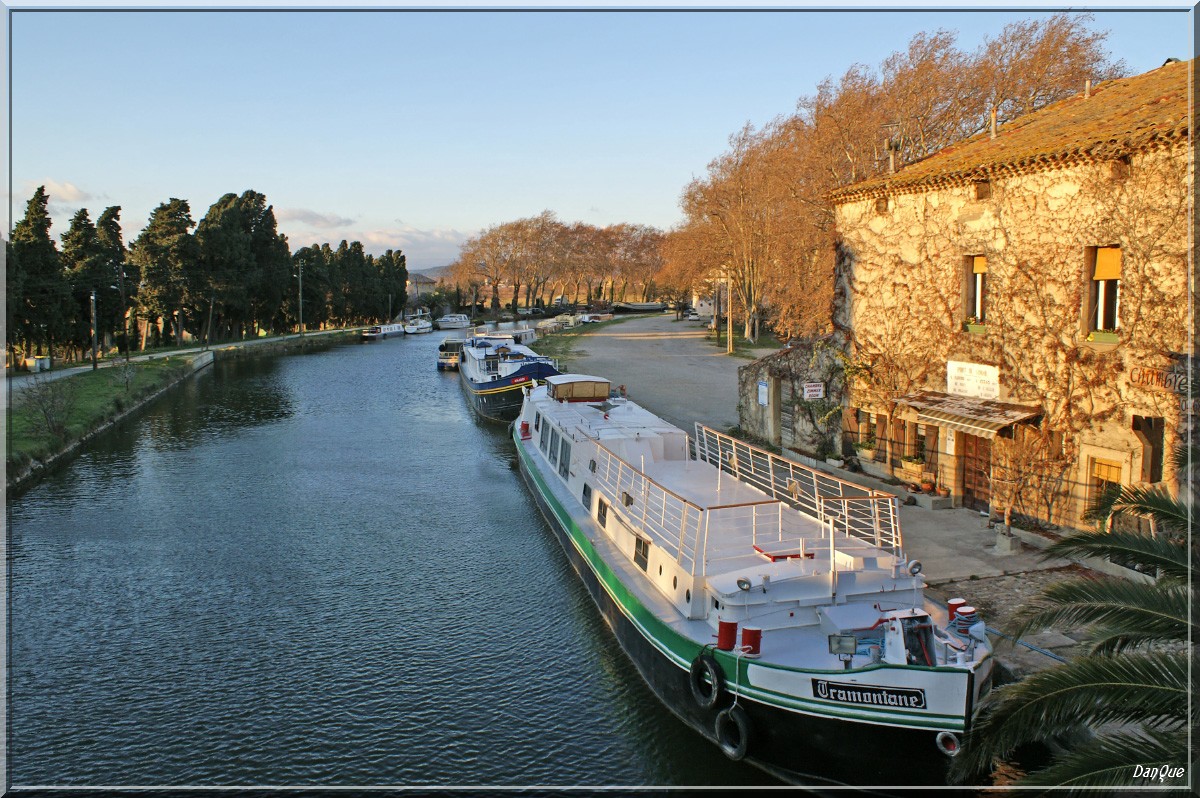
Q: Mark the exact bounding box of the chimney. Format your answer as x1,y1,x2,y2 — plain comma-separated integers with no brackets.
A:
1085,79,1091,99
989,108,997,140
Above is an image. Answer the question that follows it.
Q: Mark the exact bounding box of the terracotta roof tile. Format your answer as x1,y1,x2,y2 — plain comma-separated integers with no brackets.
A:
831,58,1192,202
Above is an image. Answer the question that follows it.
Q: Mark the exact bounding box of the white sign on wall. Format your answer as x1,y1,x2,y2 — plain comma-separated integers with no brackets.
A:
947,360,999,400
758,380,768,406
803,382,825,400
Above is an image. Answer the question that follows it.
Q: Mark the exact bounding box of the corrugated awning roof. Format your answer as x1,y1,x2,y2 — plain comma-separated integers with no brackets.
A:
897,390,1042,439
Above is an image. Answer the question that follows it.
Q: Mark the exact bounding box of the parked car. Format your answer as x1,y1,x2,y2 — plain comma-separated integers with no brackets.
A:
686,311,700,321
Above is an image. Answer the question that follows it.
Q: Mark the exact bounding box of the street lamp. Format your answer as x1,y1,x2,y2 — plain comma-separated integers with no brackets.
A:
295,258,304,337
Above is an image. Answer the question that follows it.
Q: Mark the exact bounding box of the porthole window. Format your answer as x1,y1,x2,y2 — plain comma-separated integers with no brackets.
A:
673,576,678,590
685,589,691,603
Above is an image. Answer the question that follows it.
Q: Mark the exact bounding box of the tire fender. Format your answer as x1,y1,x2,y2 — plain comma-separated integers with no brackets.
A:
715,704,751,761
688,652,724,709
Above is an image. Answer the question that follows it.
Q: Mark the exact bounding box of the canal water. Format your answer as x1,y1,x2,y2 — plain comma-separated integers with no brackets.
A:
8,330,776,788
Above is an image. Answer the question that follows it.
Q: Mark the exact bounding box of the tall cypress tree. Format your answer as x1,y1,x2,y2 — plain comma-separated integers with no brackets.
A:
11,186,69,359
96,206,131,354
129,198,199,348
61,208,107,357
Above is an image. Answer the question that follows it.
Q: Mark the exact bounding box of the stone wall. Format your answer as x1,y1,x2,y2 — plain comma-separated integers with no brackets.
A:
738,335,846,459
833,144,1190,529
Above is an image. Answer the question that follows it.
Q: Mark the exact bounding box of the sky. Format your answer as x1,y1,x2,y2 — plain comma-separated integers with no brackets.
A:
5,3,1195,273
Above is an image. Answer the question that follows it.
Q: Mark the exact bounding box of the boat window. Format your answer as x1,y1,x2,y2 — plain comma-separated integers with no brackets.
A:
539,421,550,452
548,430,560,466
558,440,571,479
597,499,608,528
534,412,541,431
582,483,592,510
634,537,650,571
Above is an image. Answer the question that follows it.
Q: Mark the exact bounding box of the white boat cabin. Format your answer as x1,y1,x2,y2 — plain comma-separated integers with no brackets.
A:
519,375,989,674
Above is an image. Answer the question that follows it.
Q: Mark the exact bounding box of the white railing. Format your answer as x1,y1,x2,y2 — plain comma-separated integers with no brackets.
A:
692,425,904,557
590,442,706,574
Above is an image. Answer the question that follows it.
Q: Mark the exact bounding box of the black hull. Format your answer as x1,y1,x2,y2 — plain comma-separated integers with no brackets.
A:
461,382,526,423
516,447,959,790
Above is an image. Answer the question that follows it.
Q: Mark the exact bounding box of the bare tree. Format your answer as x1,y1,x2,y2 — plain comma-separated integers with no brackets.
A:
21,375,80,443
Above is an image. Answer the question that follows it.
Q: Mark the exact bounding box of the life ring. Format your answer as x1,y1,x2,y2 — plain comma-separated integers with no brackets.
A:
688,653,724,709
715,704,751,761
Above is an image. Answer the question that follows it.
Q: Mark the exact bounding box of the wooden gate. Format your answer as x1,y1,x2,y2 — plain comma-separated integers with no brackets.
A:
961,434,992,512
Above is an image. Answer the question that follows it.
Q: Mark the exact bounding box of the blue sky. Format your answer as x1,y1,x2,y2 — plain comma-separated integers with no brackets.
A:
6,4,1195,272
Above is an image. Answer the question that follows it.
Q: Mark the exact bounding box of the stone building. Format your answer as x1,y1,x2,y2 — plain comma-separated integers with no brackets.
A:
823,58,1191,530
738,335,845,461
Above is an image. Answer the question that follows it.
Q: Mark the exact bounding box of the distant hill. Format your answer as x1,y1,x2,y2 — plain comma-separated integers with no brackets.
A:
413,265,452,280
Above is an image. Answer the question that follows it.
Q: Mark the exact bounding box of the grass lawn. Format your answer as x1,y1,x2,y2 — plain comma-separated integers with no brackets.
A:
8,357,193,470
702,322,784,358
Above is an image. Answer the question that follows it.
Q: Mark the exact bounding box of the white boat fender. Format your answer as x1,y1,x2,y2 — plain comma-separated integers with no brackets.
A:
935,731,961,757
715,704,751,761
688,652,725,710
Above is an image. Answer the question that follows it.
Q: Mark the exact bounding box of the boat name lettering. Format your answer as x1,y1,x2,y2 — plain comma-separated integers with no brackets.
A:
511,376,530,385
812,679,926,709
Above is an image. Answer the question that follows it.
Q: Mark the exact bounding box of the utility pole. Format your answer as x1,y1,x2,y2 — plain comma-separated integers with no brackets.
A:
90,289,99,370
296,259,305,337
116,261,130,363
205,292,215,350
726,280,733,355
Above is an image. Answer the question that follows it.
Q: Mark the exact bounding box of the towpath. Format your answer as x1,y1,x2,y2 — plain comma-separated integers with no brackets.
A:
565,313,774,433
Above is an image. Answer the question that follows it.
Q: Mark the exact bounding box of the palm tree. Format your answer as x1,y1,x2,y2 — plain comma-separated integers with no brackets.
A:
950,449,1194,788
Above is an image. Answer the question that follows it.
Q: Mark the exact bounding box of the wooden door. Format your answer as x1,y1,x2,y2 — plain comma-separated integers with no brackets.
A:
961,434,992,512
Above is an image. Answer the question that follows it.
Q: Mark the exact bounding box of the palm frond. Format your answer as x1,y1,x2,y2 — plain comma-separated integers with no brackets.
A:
1006,578,1191,645
1088,627,1191,655
1039,527,1190,581
953,652,1188,779
1080,479,1121,526
1109,484,1191,536
1017,727,1189,788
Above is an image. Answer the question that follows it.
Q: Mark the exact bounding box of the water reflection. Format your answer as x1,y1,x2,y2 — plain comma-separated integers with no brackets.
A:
10,331,776,788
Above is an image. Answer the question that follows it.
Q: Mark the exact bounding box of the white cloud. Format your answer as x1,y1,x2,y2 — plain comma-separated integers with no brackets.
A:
276,207,356,228
25,179,95,204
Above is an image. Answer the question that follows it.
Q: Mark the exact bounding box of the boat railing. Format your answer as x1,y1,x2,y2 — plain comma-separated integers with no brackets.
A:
700,499,822,572
692,425,904,557
590,441,706,574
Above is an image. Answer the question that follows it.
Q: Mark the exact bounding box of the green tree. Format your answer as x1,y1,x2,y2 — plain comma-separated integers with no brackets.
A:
11,186,70,360
952,481,1193,788
61,208,109,359
129,199,200,348
195,192,254,340
96,206,132,356
6,237,25,366
241,191,292,335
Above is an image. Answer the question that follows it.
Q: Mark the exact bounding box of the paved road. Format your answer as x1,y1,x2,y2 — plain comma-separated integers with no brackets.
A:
565,313,774,433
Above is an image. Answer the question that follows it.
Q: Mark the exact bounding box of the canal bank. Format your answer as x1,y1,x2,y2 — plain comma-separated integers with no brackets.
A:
6,331,353,495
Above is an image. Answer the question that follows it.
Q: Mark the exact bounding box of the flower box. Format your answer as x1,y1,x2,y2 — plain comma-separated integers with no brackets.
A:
963,322,987,334
1086,330,1119,344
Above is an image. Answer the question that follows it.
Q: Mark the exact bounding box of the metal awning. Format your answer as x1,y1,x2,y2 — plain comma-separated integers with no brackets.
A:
897,390,1042,439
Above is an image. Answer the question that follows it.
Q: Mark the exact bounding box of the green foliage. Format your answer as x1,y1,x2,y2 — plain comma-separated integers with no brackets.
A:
8,358,191,468
952,486,1192,788
11,186,70,356
129,198,200,345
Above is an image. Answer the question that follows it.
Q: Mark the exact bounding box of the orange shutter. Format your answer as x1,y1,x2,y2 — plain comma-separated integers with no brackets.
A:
972,255,987,274
1093,247,1122,280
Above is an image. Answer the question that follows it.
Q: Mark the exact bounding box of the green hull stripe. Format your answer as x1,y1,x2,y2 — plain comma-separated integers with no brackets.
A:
514,428,972,731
